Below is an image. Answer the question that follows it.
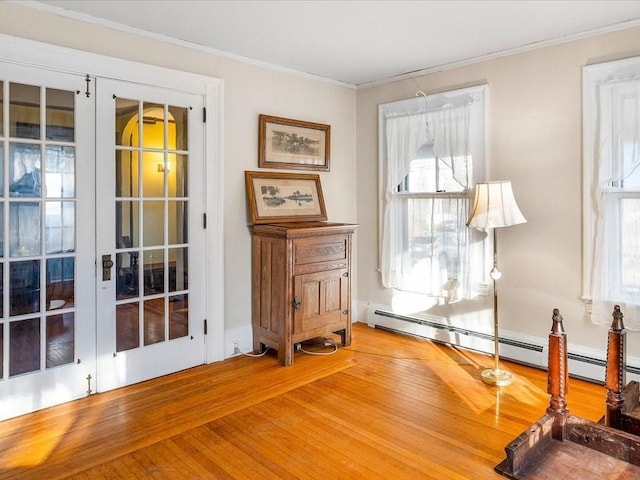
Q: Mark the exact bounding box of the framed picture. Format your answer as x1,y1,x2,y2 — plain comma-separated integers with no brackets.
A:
258,114,330,171
245,170,327,224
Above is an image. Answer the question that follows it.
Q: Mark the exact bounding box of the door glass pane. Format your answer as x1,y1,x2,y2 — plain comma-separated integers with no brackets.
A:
141,103,164,149
0,324,3,379
45,201,74,254
168,201,187,245
46,88,74,142
169,154,187,198
0,206,3,257
168,106,187,151
45,146,75,198
142,151,164,198
9,143,41,197
10,83,40,139
143,201,164,246
46,313,74,367
10,260,40,316
9,202,41,257
143,297,164,346
0,264,3,317
143,249,164,295
169,294,188,340
46,257,74,310
169,247,188,292
0,81,3,137
116,200,139,248
115,98,139,147
9,318,40,376
113,98,190,352
116,251,139,300
116,303,139,352
116,150,139,197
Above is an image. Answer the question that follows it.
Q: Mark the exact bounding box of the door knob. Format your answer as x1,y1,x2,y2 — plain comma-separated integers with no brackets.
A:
102,254,114,281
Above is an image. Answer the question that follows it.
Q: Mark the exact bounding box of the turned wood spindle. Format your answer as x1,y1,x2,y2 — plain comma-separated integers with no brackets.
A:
605,305,626,429
547,308,569,440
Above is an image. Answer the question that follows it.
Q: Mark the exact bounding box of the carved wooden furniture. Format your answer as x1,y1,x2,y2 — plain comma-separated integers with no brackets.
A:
250,222,356,366
495,306,640,479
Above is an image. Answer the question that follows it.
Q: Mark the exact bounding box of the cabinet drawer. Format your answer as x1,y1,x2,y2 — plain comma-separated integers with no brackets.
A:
293,234,347,266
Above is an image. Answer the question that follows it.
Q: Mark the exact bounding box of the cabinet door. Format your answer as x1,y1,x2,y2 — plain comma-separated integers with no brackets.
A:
293,268,348,333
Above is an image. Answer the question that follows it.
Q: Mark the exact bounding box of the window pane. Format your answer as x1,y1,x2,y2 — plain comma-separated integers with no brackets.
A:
116,150,139,197
404,145,469,193
143,201,164,246
45,146,75,198
622,198,640,294
10,260,40,315
47,257,74,310
142,103,164,149
403,197,469,295
116,303,139,352
116,251,139,300
143,249,164,295
46,313,74,368
168,154,188,198
142,151,164,198
10,83,40,139
9,143,41,197
169,247,188,292
116,98,139,147
169,294,188,340
168,105,188,151
10,318,40,376
0,80,3,137
143,297,164,346
116,200,139,248
9,202,41,257
46,88,74,142
168,201,187,245
45,201,75,254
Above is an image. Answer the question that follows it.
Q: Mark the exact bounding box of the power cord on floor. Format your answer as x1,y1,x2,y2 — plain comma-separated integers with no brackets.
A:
240,347,272,358
299,337,338,356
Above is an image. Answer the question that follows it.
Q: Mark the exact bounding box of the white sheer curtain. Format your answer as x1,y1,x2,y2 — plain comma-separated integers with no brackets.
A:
590,78,640,328
380,102,477,299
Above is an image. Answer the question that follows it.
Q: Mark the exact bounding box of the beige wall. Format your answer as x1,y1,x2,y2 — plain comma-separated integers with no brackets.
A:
3,1,640,358
356,26,640,354
0,3,357,345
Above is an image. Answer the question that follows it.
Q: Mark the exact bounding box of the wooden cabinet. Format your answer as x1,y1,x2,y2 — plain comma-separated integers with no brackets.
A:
250,222,356,365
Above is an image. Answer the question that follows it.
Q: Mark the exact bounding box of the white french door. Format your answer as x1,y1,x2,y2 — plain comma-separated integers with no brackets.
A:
0,63,96,420
0,63,209,420
94,78,206,392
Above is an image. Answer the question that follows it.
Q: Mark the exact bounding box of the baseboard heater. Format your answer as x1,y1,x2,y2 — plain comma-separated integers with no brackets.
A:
368,308,640,384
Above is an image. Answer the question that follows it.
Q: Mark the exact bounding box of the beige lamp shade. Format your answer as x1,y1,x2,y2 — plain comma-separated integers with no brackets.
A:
467,181,527,229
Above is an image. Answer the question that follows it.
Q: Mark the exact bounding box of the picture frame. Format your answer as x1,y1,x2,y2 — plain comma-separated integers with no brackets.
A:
245,170,327,224
258,114,330,171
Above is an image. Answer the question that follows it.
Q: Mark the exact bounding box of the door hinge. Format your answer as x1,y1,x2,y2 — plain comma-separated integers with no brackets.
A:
203,213,207,229
203,107,207,123
85,74,91,98
204,319,208,335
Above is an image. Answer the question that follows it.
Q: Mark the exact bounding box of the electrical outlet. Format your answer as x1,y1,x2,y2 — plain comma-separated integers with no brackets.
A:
232,341,240,355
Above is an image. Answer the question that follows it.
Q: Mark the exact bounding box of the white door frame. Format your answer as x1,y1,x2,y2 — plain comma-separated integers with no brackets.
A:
0,32,225,368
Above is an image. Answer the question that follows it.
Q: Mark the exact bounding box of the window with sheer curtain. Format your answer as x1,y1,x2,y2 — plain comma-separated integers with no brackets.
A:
378,85,486,301
583,57,640,328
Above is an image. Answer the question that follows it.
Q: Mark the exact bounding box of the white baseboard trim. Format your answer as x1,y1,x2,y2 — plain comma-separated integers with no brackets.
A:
362,302,640,385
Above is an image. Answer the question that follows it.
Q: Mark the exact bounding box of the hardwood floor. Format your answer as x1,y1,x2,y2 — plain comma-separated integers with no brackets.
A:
0,323,606,479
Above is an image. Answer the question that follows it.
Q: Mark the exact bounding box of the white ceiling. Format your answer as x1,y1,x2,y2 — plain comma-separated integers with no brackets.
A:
27,0,640,86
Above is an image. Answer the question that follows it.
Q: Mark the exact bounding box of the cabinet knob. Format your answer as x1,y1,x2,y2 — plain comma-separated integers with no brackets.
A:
292,296,302,309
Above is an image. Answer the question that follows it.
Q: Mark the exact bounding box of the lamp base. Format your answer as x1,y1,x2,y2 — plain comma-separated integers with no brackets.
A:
481,368,513,386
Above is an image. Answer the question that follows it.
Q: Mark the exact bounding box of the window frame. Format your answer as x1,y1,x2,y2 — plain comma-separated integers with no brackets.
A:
582,56,640,309
377,85,487,297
